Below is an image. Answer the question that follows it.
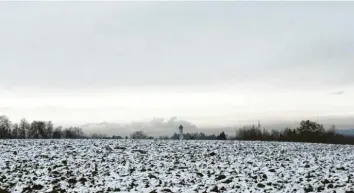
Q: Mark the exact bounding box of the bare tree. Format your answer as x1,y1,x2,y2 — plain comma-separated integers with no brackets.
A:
29,121,46,139
90,133,107,139
130,130,148,139
327,124,336,134
52,126,63,139
45,121,54,138
217,131,227,140
0,115,12,138
19,118,30,138
63,127,85,138
12,123,20,139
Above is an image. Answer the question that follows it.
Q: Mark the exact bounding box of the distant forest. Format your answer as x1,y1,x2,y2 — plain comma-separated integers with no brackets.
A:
0,115,353,145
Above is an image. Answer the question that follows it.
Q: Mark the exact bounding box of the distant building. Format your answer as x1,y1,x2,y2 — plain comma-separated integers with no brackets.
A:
179,125,184,140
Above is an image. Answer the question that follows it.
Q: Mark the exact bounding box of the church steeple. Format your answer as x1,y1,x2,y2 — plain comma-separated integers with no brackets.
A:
179,124,184,140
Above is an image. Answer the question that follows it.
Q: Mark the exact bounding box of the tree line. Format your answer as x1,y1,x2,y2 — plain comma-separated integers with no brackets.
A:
1,114,354,145
129,120,354,145
0,115,116,139
169,131,227,140
130,130,227,140
234,120,354,145
0,115,86,139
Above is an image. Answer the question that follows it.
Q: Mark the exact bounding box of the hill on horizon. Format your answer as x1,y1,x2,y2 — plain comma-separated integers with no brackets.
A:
336,129,354,136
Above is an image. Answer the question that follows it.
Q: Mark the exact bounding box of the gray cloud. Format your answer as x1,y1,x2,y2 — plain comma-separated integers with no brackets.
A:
80,117,199,137
1,2,354,89
79,115,354,137
0,106,11,111
332,91,344,95
1,2,354,128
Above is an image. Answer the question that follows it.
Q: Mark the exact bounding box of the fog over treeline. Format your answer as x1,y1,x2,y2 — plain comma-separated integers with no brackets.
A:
79,116,354,137
1,114,354,145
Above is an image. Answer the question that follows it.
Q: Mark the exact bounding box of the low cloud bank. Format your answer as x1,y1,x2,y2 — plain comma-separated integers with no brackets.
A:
81,117,200,137
80,116,354,137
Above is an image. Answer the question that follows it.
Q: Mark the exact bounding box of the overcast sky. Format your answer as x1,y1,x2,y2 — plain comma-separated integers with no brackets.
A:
1,2,354,129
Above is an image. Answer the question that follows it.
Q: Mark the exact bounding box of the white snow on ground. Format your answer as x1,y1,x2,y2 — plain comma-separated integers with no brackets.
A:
0,139,354,193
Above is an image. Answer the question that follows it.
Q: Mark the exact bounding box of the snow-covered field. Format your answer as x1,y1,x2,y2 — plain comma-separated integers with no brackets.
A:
0,140,354,193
